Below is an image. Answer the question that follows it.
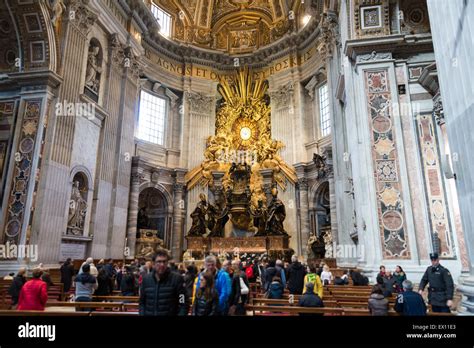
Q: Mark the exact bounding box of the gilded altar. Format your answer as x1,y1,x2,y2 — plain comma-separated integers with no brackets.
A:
186,236,291,259
183,68,296,261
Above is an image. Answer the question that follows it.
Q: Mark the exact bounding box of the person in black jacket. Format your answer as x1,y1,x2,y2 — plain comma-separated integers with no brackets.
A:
350,270,369,286
192,271,218,316
60,258,75,293
139,249,189,316
41,269,54,290
120,266,137,296
287,255,306,295
264,260,277,292
8,267,27,307
376,265,386,285
382,271,396,297
184,264,197,300
229,260,250,315
95,268,113,296
298,282,324,316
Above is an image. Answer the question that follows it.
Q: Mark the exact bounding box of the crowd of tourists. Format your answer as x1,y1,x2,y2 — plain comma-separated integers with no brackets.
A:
5,250,454,316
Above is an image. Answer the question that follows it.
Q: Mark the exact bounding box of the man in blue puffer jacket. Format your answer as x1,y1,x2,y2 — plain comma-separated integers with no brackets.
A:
192,255,231,315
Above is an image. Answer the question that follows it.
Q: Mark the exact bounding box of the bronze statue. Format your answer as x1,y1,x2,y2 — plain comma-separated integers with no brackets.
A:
187,193,208,236
208,201,229,237
251,199,267,236
265,187,288,236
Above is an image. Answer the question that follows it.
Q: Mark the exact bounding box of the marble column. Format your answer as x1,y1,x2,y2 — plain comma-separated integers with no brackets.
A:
125,170,143,259
328,169,338,244
171,169,186,260
298,178,310,259
0,72,61,269
427,0,474,314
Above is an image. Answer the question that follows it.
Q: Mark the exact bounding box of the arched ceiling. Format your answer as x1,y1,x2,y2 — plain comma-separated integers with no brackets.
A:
150,0,322,54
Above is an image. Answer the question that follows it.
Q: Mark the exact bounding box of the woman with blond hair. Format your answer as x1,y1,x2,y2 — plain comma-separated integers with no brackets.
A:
320,265,333,285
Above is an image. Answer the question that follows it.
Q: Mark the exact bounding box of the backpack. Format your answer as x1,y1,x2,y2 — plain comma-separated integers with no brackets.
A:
245,266,254,280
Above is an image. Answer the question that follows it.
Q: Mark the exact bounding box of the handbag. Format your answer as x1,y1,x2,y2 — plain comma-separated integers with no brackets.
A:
239,276,249,295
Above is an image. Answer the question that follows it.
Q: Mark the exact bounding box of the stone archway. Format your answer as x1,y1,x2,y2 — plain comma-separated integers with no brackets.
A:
308,181,331,259
135,186,173,258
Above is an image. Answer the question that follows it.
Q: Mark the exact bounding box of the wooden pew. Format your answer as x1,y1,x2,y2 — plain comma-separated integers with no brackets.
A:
248,304,344,316
90,311,139,316
122,303,139,311
251,298,339,308
92,295,139,302
45,301,125,311
0,309,89,316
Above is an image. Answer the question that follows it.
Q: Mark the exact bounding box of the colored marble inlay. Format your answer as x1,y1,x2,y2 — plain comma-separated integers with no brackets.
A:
416,114,455,258
365,70,410,259
3,99,42,245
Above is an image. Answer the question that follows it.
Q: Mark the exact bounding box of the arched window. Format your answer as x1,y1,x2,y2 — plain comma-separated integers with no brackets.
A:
137,90,167,145
151,3,172,37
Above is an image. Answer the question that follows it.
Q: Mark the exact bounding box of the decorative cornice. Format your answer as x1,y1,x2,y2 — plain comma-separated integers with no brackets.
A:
357,51,392,63
2,70,63,91
418,62,439,96
345,34,433,62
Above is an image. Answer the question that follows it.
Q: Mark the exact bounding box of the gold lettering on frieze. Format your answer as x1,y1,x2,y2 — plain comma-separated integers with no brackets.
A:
147,49,316,81
300,46,316,65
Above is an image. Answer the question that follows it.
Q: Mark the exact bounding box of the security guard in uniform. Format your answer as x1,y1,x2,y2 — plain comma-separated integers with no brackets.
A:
418,253,454,313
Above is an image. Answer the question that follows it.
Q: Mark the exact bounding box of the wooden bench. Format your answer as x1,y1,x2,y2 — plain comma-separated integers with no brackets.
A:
92,295,139,302
248,305,345,316
89,311,139,316
45,301,125,311
0,310,89,316
251,298,339,308
122,303,139,311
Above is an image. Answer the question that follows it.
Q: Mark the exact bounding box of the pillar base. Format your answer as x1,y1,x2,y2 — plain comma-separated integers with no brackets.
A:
457,276,474,315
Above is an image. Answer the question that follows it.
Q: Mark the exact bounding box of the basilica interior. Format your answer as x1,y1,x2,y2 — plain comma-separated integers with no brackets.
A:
0,0,473,314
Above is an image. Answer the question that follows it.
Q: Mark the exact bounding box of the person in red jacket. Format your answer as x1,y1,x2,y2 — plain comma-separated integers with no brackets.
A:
17,268,48,311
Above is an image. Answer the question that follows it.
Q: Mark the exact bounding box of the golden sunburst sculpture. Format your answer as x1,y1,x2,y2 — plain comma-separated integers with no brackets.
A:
185,67,297,207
